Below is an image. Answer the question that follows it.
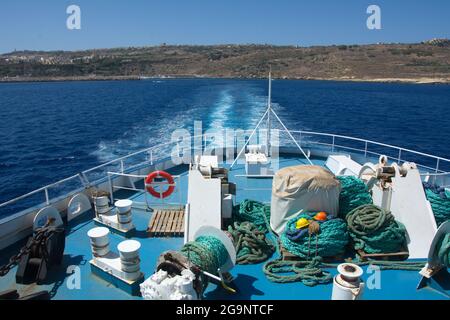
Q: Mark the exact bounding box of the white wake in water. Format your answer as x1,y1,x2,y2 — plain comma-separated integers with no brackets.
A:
208,90,233,130
90,81,309,164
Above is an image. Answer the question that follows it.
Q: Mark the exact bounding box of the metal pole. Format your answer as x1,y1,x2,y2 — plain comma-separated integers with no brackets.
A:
44,188,50,205
364,141,368,158
267,69,272,157
230,107,270,170
107,173,114,204
270,108,313,165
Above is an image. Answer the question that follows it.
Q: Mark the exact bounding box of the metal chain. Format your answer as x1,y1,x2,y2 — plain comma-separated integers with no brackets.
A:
0,220,62,277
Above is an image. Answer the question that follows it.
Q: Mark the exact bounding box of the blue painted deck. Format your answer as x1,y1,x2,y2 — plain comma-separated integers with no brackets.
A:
0,155,448,300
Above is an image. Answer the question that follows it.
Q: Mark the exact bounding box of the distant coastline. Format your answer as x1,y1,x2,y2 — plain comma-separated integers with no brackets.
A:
1,41,449,84
0,75,450,85
0,75,448,85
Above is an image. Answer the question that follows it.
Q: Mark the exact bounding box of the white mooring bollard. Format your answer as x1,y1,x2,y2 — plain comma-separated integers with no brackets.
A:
331,263,365,300
118,240,141,281
115,199,133,229
93,196,110,215
87,227,110,257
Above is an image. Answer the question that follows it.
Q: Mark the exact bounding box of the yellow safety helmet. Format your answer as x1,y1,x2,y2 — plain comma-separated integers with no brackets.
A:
295,218,310,229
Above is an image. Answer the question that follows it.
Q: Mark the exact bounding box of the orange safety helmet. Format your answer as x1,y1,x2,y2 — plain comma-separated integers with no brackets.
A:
314,211,328,221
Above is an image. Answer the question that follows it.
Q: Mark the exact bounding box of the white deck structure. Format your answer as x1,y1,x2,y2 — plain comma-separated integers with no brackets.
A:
371,166,437,258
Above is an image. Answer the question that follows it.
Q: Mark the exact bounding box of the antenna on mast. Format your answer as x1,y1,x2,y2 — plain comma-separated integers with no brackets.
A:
230,66,313,170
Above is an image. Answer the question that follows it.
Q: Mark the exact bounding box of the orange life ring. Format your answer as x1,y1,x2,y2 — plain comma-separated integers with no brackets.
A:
145,170,175,199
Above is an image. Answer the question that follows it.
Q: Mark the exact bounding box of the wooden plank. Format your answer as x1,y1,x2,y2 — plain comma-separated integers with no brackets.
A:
357,249,409,261
147,208,185,238
179,210,185,235
170,211,177,236
160,211,169,236
162,210,170,236
150,211,158,236
154,211,164,237
173,211,180,236
147,211,159,237
177,210,184,236
177,211,183,235
147,212,158,233
165,211,175,237
170,211,178,236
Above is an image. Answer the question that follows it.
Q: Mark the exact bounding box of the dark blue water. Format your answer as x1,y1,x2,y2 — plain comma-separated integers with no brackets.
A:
0,79,449,216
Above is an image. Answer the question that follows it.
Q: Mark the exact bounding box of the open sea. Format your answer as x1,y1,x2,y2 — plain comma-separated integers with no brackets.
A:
0,78,449,217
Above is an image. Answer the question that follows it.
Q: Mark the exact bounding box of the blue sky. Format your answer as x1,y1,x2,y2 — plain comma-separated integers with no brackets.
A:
0,0,449,53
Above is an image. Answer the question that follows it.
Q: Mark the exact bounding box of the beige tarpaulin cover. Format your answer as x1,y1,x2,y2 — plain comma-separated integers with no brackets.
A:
270,165,340,234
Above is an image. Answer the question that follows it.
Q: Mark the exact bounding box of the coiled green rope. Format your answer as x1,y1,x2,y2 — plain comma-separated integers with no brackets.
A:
233,199,271,233
424,189,450,227
438,233,450,267
181,235,229,274
337,176,373,219
280,213,349,259
346,204,407,254
227,221,275,264
262,213,348,286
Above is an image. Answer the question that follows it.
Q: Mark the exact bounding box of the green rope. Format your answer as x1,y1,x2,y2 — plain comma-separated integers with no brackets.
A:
280,213,349,259
227,221,275,264
337,176,372,219
345,259,425,271
438,233,450,267
425,189,450,227
346,204,407,254
263,257,333,286
233,199,271,233
180,235,229,274
233,197,432,286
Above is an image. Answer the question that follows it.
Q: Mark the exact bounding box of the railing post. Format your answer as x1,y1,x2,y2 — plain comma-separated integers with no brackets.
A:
80,172,90,186
436,158,440,173
120,160,124,173
44,188,50,205
108,173,114,204
364,141,368,158
398,149,402,163
150,150,153,165
332,135,335,153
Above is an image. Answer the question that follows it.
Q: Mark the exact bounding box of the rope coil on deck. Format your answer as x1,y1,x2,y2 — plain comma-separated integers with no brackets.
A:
233,199,271,233
281,213,349,259
337,176,373,219
423,183,450,227
227,221,275,264
263,257,333,286
438,233,450,268
180,235,229,275
346,204,407,254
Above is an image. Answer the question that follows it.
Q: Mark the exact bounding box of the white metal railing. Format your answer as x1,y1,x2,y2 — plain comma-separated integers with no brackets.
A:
289,130,450,173
107,171,183,209
1,130,450,218
0,174,85,209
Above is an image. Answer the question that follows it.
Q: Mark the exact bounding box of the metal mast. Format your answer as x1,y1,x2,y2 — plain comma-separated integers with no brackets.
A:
230,68,312,170
266,68,272,157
